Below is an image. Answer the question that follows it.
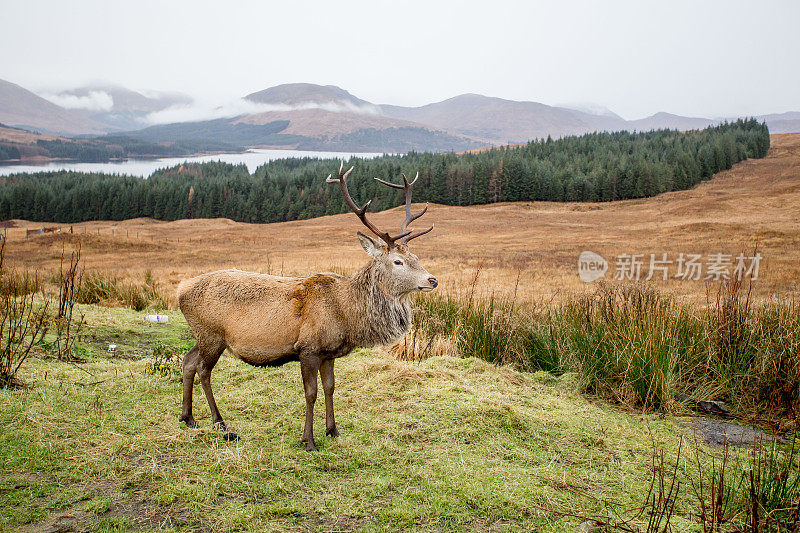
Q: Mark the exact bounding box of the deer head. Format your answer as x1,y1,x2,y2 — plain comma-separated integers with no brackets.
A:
327,162,438,296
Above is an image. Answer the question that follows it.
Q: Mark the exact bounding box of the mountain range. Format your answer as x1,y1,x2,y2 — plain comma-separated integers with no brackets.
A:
1,78,798,153
48,84,193,131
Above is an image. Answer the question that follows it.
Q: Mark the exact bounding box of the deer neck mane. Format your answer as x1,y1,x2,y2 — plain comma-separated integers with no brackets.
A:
347,260,412,347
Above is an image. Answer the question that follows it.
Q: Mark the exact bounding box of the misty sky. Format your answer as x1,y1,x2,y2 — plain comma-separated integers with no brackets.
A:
2,0,799,120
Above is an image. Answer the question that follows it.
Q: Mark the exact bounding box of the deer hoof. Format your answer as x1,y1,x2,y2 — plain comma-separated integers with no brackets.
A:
223,431,239,442
301,438,319,452
180,416,199,429
326,427,340,438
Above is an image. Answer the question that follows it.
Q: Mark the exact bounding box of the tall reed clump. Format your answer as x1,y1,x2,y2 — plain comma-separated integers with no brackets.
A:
78,270,169,311
707,277,800,416
690,433,800,531
53,244,85,361
0,232,50,387
404,266,560,370
743,436,800,529
546,284,707,410
748,300,800,416
408,297,561,372
411,291,526,366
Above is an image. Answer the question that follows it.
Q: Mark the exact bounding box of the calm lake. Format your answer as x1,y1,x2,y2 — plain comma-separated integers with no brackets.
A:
0,149,385,177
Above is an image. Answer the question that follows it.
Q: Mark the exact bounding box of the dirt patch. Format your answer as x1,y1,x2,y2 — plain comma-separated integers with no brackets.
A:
18,477,202,533
19,506,95,533
20,496,199,533
106,495,200,532
88,332,159,359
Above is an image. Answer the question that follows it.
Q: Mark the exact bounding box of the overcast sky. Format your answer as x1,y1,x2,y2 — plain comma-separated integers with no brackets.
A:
2,0,799,120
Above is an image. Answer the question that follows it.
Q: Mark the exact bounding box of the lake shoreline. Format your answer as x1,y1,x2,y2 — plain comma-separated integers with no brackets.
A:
0,148,385,177
0,148,251,167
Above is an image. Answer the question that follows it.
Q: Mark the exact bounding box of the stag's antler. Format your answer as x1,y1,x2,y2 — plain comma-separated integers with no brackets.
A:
327,161,411,248
374,171,433,245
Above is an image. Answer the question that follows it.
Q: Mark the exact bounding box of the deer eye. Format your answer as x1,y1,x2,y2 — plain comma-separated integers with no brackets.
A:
393,260,403,266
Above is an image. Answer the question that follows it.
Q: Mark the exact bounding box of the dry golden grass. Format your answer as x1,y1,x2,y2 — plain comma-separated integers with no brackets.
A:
0,125,59,144
5,133,800,307
459,141,528,154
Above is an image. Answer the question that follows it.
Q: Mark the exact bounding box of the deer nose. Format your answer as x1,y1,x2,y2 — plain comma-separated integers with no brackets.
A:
428,277,438,289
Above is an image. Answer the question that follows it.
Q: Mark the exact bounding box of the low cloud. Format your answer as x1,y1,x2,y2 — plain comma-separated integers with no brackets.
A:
557,101,620,118
43,90,114,112
144,98,380,125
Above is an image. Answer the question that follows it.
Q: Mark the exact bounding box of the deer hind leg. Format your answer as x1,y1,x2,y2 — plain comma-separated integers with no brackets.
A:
196,338,236,439
320,358,339,438
180,344,200,428
300,354,322,451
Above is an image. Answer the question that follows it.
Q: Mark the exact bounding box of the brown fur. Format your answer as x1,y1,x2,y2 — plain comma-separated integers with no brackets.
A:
177,233,436,450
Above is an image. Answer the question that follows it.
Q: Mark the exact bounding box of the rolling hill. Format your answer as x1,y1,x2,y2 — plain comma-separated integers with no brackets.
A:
626,111,717,132
755,111,800,134
233,109,485,152
115,112,484,153
0,121,242,163
117,118,294,148
245,83,376,110
380,93,629,144
0,79,108,135
0,123,61,161
379,94,800,144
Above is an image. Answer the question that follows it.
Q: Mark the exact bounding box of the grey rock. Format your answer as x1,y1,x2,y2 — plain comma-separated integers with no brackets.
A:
674,393,729,414
696,400,729,414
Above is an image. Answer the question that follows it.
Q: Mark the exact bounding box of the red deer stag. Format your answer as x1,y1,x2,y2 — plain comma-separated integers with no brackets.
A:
177,163,437,450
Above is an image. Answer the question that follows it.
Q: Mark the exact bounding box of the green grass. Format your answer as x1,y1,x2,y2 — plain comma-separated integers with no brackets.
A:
1,303,700,532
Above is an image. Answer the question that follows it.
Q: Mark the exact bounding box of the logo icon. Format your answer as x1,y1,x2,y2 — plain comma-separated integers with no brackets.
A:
578,251,608,283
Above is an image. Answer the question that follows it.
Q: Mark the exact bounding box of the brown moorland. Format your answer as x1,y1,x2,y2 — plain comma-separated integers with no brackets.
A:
4,133,800,307
0,124,60,144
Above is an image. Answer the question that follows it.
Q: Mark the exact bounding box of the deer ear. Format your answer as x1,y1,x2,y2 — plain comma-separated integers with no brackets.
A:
357,231,384,258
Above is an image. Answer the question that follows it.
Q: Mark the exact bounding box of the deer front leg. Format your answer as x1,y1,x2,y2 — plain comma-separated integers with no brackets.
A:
300,354,321,451
320,358,339,438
